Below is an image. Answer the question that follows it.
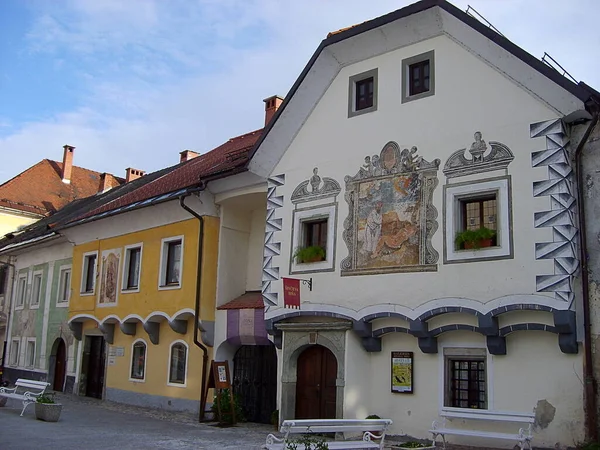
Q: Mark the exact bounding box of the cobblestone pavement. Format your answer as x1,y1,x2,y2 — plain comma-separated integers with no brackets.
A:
0,393,272,450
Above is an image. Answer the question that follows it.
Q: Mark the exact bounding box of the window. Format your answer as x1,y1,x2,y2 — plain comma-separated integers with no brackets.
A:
303,219,328,251
159,237,183,289
402,50,435,103
122,245,142,291
25,340,35,368
81,252,97,294
10,339,19,366
291,204,337,274
30,272,42,307
444,348,487,409
130,340,147,381
15,275,27,308
0,265,7,296
168,342,187,385
348,68,378,117
444,177,512,264
57,268,71,304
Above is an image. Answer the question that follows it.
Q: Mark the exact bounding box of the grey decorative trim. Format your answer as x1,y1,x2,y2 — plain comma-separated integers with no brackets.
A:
69,322,83,341
290,168,341,205
530,119,579,303
198,320,214,347
99,323,115,345
341,142,440,275
169,319,187,335
120,322,137,336
143,321,160,345
262,174,285,308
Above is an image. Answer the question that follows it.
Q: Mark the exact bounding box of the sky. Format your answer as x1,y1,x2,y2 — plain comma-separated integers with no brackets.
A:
0,0,599,185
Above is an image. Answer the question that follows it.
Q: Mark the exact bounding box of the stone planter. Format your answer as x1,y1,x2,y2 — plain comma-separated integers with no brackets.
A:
34,402,63,422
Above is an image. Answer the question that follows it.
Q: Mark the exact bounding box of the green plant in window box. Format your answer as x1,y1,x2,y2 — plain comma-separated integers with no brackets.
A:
455,226,496,250
293,245,326,264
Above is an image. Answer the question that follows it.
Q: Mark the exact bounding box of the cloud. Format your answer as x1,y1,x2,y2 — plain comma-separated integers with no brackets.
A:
2,0,599,184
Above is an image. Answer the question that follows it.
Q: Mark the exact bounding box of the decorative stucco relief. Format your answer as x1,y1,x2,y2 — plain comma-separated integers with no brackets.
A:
291,168,341,205
262,174,285,308
99,248,120,305
530,119,579,303
443,131,514,179
341,142,440,275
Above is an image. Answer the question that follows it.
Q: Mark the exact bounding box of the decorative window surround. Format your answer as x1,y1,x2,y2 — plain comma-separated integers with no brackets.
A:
129,339,147,382
167,340,189,387
402,50,435,104
122,243,143,293
348,68,378,118
80,251,98,295
56,265,72,307
30,270,43,309
444,176,513,264
158,236,184,291
290,203,337,274
25,338,36,368
15,274,27,309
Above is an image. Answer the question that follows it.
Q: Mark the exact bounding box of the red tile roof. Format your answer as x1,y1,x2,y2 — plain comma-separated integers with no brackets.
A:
327,21,367,38
0,159,125,216
217,292,264,310
78,128,263,220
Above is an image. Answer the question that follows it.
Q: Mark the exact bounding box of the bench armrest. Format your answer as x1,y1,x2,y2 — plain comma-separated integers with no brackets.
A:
0,386,17,395
23,391,43,401
363,431,383,441
265,434,284,446
431,418,445,430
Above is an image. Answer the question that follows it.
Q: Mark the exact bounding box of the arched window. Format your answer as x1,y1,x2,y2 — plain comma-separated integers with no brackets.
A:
169,342,187,385
130,340,147,381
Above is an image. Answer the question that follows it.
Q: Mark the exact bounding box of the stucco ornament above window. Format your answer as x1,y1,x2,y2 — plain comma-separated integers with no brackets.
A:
443,131,514,179
291,168,341,204
341,142,440,276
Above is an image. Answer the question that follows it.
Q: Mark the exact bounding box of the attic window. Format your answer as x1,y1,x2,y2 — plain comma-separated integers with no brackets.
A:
402,50,435,103
348,68,378,118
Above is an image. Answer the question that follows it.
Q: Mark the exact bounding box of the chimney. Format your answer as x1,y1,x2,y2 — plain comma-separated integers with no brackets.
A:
180,150,200,163
61,145,75,184
98,173,112,193
126,168,145,182
263,95,283,126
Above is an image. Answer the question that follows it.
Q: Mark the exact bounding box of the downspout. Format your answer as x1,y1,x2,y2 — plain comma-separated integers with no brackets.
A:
574,110,599,441
0,258,16,381
179,185,209,422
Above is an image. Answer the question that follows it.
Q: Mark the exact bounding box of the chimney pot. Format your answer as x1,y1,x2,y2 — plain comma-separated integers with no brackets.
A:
180,150,200,163
263,95,283,126
61,145,75,184
126,167,145,183
98,173,112,193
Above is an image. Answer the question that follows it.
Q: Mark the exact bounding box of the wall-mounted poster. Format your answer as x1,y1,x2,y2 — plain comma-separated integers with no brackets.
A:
391,351,413,394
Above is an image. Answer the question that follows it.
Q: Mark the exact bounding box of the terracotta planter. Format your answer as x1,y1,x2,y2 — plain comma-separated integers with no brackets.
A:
464,238,493,249
35,402,63,422
300,255,324,263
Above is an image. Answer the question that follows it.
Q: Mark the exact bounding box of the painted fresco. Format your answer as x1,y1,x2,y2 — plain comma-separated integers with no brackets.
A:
341,141,440,275
99,249,120,304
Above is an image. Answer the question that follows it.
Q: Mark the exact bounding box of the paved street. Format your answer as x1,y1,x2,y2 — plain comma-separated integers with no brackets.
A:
0,394,272,449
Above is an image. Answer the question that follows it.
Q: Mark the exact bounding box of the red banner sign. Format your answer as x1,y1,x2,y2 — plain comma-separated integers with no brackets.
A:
282,278,301,309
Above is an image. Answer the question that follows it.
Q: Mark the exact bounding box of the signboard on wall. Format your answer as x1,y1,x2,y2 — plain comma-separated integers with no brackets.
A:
391,351,413,394
282,278,301,309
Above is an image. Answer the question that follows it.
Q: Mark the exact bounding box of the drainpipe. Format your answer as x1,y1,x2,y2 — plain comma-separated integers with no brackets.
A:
179,184,209,422
574,109,599,442
0,258,16,383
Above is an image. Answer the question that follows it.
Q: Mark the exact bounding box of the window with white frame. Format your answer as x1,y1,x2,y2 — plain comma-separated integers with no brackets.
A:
290,204,337,274
159,237,183,288
30,272,43,307
15,274,27,308
10,339,19,366
168,342,187,385
81,252,97,294
130,340,147,381
57,267,71,305
25,339,36,368
444,177,512,264
348,68,378,118
122,245,142,291
401,50,435,104
444,348,487,409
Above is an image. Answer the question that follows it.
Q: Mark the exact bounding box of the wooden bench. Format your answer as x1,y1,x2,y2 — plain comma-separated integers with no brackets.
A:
0,378,51,416
264,418,393,450
430,409,535,450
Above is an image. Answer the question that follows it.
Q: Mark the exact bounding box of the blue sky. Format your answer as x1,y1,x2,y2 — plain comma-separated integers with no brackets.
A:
1,0,599,184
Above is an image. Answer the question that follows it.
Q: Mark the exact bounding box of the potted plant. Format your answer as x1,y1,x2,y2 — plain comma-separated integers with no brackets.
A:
35,393,63,422
271,409,279,431
394,441,436,450
455,226,496,250
293,245,326,264
365,414,381,441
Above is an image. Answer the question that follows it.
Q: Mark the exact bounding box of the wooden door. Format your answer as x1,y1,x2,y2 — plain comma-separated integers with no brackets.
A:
53,339,67,391
86,336,105,399
295,345,337,419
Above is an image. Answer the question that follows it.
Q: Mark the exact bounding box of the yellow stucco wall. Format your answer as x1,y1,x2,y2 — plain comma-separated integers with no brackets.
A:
0,211,38,237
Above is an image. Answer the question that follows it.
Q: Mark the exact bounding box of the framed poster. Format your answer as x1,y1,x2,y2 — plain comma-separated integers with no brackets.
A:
391,351,413,394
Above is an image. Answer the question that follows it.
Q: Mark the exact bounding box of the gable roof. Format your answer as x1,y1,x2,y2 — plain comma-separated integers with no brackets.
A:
0,158,125,217
247,0,599,177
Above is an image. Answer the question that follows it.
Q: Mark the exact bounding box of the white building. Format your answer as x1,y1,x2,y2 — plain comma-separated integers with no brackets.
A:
243,0,599,447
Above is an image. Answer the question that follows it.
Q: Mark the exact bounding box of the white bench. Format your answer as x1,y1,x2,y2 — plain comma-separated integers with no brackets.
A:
0,378,51,416
264,418,393,450
430,409,535,450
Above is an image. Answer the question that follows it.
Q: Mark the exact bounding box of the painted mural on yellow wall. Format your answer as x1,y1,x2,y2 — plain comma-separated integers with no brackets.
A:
99,249,120,304
341,141,440,276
